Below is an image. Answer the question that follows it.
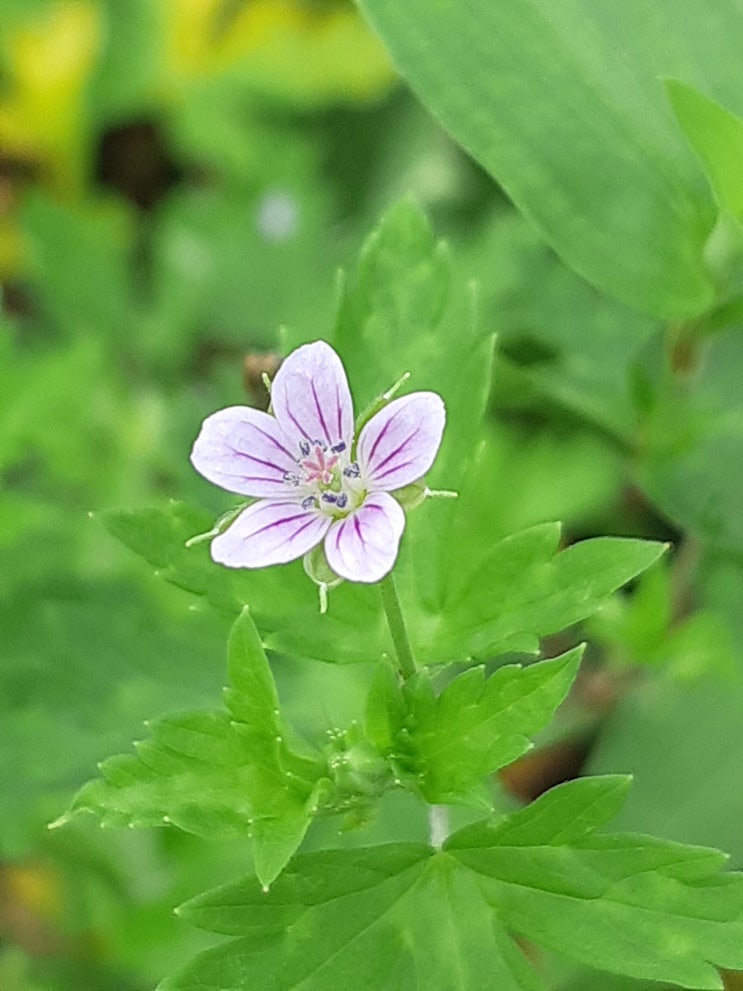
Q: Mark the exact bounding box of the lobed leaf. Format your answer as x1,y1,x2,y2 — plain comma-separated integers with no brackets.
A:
418,525,667,662
62,609,324,887
399,646,583,804
163,777,743,990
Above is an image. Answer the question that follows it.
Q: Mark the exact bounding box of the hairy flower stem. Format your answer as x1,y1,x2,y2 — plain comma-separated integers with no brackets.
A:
428,804,450,849
379,573,417,681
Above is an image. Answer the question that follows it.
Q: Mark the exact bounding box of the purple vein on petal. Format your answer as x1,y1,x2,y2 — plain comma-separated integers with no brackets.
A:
310,380,331,444
353,515,365,547
226,448,292,473
335,383,344,441
251,423,296,460
366,415,394,463
253,510,320,547
372,459,416,482
369,429,420,475
220,474,288,486
285,405,311,442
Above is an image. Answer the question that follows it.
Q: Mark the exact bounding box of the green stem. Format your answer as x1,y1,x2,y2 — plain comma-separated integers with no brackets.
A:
379,573,417,681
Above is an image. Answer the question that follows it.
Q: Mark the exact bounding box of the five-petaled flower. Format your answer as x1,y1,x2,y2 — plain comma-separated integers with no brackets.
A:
190,340,446,583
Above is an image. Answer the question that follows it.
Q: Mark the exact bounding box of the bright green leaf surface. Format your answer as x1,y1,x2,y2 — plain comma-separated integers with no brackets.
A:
165,777,743,990
419,524,667,661
356,0,725,316
668,79,743,219
400,647,583,804
65,610,323,887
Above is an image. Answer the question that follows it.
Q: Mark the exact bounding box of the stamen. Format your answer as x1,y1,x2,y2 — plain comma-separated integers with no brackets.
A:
283,471,300,486
299,439,311,457
330,441,346,453
301,496,317,510
335,493,348,509
343,463,360,478
321,492,338,504
313,439,326,450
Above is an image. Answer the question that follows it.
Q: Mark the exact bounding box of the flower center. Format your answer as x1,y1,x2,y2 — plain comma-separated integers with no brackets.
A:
283,439,364,517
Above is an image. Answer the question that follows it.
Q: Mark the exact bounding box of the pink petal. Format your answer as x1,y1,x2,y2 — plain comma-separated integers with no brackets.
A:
191,406,299,498
211,499,330,569
270,341,354,452
357,392,446,491
324,493,405,584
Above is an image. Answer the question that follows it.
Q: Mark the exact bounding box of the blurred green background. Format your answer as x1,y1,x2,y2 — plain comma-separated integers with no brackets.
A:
3,2,743,989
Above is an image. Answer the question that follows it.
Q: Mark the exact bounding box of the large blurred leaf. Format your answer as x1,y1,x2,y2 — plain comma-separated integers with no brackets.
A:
587,676,743,867
356,0,741,317
0,579,226,854
588,552,743,864
21,192,135,337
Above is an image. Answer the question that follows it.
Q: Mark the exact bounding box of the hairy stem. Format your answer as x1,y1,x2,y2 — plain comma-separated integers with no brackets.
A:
379,573,417,681
428,804,450,849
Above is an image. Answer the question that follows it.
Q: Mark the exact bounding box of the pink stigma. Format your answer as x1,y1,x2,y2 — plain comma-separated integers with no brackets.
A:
300,444,340,485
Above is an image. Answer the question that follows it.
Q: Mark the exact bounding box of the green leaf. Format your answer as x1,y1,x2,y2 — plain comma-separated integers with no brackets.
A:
470,212,658,442
63,610,323,887
667,79,743,219
356,0,722,317
447,774,632,849
587,675,743,865
164,778,743,991
364,658,406,753
99,501,242,616
588,559,735,678
638,327,743,552
400,646,583,804
0,577,226,854
333,196,453,408
420,525,667,661
447,779,743,988
100,501,390,665
165,845,543,991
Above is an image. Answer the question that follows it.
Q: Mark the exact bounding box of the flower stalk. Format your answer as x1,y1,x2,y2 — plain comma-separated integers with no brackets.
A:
379,572,417,681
